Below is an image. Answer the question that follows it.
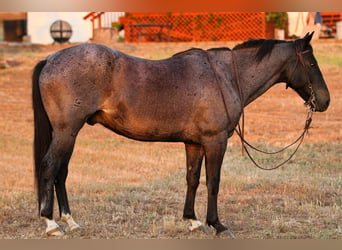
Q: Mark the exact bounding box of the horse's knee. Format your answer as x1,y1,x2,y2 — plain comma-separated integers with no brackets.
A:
186,175,200,189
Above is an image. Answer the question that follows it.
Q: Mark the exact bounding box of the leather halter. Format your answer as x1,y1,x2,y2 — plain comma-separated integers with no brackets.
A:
287,45,317,112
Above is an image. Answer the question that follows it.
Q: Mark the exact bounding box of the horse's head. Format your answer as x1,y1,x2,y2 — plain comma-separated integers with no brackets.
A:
286,32,330,112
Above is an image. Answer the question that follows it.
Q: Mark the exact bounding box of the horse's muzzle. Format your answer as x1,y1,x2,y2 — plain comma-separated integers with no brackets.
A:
312,93,330,112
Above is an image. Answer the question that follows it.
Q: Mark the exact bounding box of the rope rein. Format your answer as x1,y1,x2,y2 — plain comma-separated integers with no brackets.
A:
235,110,313,170
205,44,316,170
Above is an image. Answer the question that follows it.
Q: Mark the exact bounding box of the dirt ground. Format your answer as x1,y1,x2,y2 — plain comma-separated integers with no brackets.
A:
0,39,341,239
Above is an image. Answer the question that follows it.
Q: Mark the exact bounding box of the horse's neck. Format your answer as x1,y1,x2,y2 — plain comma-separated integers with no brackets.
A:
233,47,291,107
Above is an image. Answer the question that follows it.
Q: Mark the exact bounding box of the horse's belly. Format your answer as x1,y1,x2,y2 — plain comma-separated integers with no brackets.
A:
90,108,189,142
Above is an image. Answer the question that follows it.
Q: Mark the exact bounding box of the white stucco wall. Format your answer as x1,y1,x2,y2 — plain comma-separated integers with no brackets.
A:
287,12,309,37
27,12,92,44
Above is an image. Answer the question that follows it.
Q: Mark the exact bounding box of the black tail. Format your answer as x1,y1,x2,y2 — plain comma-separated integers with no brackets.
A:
32,59,51,211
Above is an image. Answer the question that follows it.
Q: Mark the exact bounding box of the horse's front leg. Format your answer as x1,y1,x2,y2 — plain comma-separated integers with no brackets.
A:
203,136,234,237
183,143,208,232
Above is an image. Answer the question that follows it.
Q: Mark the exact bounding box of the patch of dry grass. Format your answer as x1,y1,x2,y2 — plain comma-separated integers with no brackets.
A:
1,140,340,239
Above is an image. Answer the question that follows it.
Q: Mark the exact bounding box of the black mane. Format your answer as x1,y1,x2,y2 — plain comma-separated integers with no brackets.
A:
172,39,291,62
233,39,290,62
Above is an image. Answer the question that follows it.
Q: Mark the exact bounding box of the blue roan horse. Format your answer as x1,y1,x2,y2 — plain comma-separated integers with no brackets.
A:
32,33,329,236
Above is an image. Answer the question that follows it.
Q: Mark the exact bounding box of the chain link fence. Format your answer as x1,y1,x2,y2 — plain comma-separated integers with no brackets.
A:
119,12,266,42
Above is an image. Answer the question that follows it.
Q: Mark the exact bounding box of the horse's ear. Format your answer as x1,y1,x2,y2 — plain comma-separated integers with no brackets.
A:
297,32,314,50
303,32,314,45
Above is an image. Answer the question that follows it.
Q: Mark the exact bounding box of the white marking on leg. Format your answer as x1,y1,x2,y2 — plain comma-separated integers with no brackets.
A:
187,219,210,234
189,219,203,231
42,218,64,236
61,213,80,231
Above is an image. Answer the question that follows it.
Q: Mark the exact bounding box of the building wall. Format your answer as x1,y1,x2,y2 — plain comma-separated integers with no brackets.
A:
100,12,125,28
0,12,27,42
27,12,92,44
287,12,309,37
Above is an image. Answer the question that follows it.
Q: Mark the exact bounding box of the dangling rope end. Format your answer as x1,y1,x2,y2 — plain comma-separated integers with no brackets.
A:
304,116,312,130
305,109,314,129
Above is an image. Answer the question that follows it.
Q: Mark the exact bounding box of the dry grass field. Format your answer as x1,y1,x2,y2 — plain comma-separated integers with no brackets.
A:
0,40,341,239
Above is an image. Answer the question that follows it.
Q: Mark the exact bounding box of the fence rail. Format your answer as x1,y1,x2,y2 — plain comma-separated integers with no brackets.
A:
119,12,266,42
321,12,342,36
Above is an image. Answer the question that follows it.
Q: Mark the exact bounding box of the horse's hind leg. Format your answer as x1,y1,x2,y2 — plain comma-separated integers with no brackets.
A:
39,129,79,236
183,143,207,232
55,147,80,231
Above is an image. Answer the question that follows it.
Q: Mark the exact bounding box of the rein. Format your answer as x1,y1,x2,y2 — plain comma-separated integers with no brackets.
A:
205,45,316,171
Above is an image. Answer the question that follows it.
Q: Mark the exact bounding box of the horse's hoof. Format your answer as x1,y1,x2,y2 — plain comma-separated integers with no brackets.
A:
61,213,80,231
43,217,64,236
210,221,235,238
188,219,210,234
46,227,64,236
189,219,202,231
68,223,80,231
199,225,210,234
216,228,235,238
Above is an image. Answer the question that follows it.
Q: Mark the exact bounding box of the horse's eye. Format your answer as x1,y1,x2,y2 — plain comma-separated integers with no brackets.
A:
310,63,315,67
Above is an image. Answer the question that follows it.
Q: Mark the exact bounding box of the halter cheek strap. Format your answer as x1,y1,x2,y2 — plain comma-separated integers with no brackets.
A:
287,46,317,112
287,48,310,86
